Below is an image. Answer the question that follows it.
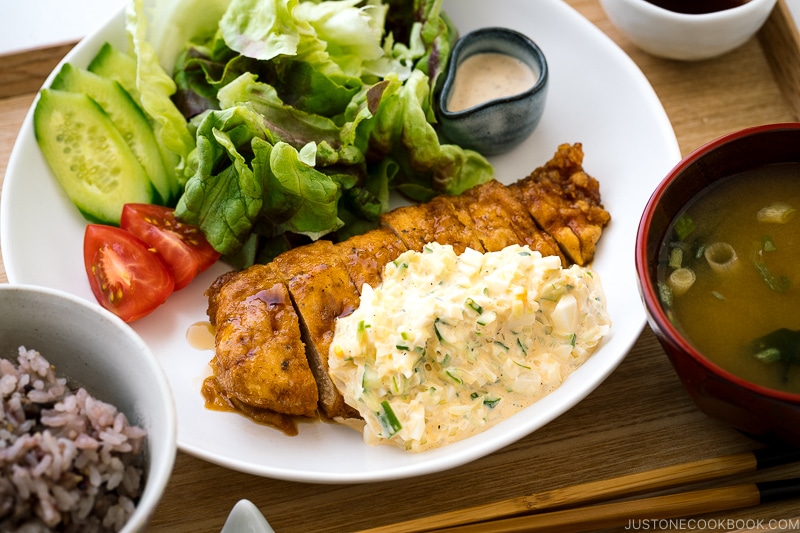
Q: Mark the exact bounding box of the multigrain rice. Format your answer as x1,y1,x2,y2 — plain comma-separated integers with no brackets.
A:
0,346,146,532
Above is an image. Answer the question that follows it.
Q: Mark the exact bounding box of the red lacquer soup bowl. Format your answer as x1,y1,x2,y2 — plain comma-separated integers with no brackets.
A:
635,122,800,447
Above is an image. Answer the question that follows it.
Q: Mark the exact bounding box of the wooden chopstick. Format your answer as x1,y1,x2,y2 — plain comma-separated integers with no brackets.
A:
424,478,800,533
359,448,800,533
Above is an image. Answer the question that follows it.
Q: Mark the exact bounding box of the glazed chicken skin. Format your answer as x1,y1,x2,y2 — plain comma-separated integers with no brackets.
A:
509,142,611,265
271,240,363,419
205,143,610,430
204,263,319,434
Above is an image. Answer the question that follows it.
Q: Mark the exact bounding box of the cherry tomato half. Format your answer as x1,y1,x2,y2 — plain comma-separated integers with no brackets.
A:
120,204,221,290
84,224,175,322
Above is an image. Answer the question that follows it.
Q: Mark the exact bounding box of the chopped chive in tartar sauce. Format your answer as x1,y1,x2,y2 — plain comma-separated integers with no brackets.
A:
328,243,611,452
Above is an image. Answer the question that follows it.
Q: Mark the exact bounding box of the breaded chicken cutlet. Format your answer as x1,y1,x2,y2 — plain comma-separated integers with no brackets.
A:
204,143,610,432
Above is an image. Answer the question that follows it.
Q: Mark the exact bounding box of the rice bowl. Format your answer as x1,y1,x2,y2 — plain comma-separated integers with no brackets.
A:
1,347,147,531
0,284,176,532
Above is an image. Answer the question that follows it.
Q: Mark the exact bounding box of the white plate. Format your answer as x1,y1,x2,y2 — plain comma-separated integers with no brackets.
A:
0,0,680,483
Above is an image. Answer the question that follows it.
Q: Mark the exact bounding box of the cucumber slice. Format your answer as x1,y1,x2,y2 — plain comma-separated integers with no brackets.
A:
52,63,177,204
87,42,138,98
34,89,155,225
88,42,186,198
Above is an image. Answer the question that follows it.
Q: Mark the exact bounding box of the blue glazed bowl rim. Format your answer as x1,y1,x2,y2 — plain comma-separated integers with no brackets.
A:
438,26,549,118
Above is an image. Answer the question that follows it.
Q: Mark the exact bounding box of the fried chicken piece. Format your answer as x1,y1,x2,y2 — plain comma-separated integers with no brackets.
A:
459,179,566,263
508,143,610,265
205,263,318,418
335,226,408,294
205,143,611,429
380,195,485,254
202,376,300,436
272,240,361,420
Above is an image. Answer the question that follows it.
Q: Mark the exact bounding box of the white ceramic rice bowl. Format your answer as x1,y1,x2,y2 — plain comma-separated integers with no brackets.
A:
0,283,177,532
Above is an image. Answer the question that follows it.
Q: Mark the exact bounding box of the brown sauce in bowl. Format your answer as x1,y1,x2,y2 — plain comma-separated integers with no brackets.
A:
644,0,750,14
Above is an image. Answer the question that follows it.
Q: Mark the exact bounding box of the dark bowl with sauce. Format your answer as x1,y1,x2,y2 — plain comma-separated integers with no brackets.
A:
436,27,548,156
599,0,777,61
635,123,800,447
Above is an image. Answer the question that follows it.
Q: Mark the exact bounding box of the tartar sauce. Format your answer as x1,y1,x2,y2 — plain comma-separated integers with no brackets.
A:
447,52,538,112
328,243,611,452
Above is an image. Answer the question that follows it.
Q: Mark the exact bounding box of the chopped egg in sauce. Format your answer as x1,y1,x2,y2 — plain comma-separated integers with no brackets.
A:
328,243,611,452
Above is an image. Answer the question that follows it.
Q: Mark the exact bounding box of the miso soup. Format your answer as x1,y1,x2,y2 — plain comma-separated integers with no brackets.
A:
657,163,800,395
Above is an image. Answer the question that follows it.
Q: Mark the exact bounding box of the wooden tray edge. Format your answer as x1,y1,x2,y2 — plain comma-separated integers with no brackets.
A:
759,0,800,120
0,41,77,100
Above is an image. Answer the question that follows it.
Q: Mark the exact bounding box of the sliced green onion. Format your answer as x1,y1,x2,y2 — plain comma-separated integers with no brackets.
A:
445,370,462,384
754,347,782,363
761,234,778,253
751,248,791,293
757,202,796,224
377,401,402,437
694,243,706,260
674,213,696,241
483,397,501,408
434,318,446,342
704,242,738,274
658,281,674,308
517,338,528,356
668,247,683,269
667,267,696,297
465,297,483,314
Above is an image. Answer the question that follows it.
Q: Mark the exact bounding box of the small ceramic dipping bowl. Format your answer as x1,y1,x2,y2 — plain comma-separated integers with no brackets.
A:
0,284,177,532
635,123,800,447
599,0,777,61
437,27,548,156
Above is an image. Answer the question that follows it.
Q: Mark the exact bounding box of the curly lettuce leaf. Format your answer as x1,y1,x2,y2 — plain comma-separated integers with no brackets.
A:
219,0,412,80
220,0,301,61
261,141,345,239
175,103,355,257
127,0,198,190
174,106,268,253
159,0,491,266
347,70,493,202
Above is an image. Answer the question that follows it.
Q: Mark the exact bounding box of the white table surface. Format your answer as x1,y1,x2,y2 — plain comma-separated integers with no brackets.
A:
0,0,126,57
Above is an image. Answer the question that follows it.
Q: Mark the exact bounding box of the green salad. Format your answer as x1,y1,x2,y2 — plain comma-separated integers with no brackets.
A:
37,0,494,268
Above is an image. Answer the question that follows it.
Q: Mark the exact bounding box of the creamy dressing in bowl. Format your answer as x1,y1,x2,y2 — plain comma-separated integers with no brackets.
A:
446,52,538,112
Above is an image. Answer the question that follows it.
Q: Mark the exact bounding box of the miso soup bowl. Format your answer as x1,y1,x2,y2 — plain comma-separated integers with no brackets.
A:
599,0,777,61
635,123,800,447
0,284,177,531
436,26,548,156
